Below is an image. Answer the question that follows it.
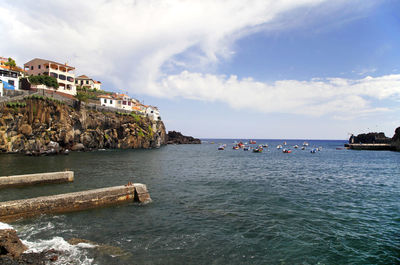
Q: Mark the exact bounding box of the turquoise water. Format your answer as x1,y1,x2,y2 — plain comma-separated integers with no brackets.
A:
0,140,399,264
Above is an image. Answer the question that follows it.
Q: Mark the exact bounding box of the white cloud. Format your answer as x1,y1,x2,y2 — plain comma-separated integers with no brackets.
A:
155,71,400,119
0,0,392,120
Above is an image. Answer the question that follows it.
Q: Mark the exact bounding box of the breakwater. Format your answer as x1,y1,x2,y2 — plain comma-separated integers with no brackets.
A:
0,171,74,188
0,184,150,222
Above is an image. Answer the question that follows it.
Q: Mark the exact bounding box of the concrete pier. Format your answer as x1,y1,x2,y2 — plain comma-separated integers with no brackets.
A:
0,171,74,188
0,184,151,222
345,143,394,151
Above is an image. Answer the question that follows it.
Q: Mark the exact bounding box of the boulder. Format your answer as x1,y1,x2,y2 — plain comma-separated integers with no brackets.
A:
0,229,27,259
18,124,32,136
71,143,85,151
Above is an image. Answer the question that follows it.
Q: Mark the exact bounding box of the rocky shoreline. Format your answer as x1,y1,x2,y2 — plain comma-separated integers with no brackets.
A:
167,130,201,144
0,97,167,154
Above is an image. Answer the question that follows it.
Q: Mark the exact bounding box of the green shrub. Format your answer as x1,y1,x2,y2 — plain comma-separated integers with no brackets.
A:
28,75,59,88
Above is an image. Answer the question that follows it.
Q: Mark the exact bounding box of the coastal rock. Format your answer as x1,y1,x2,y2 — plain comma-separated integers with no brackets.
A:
0,229,27,258
0,98,168,153
167,131,201,144
71,143,85,151
18,124,32,136
349,132,391,144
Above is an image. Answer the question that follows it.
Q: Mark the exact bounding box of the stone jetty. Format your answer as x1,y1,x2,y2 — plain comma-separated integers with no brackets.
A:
0,171,74,188
0,184,151,222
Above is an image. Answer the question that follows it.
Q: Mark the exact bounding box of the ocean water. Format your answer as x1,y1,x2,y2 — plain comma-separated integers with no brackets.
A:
0,139,399,265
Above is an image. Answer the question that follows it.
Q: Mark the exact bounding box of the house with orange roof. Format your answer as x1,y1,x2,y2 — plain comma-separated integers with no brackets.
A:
24,58,76,95
99,94,116,108
76,75,102,90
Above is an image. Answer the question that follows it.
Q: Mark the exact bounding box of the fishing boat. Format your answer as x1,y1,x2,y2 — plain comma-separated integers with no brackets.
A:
243,146,250,151
310,148,317,153
232,145,239,150
218,145,225,150
294,145,299,149
301,146,306,150
262,144,268,148
249,140,256,144
283,141,287,145
303,141,309,146
282,149,292,153
253,148,262,153
277,145,283,149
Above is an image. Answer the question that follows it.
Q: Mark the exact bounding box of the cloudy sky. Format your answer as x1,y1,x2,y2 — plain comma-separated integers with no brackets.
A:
1,0,400,139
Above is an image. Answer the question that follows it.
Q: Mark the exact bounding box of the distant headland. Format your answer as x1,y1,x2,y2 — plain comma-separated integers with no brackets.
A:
346,127,400,151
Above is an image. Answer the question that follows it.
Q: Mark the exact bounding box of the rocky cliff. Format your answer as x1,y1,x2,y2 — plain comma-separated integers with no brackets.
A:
0,97,167,154
167,131,201,144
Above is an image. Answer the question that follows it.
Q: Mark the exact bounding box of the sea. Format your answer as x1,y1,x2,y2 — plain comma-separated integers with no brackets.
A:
0,139,399,265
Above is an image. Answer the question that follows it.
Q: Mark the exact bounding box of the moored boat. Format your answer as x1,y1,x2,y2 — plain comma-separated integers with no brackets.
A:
282,149,292,153
218,145,225,150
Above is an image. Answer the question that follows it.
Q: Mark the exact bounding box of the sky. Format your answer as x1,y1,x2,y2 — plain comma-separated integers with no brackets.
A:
1,0,400,139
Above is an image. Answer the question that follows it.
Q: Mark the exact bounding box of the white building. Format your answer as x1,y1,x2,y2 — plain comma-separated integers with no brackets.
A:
24,58,76,95
0,65,20,90
99,95,116,108
76,75,102,91
0,81,3,96
145,106,161,121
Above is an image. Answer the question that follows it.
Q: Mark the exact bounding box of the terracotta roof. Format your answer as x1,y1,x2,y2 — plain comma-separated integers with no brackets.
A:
24,58,75,70
98,94,113,99
94,80,102,84
77,75,90,79
0,65,24,73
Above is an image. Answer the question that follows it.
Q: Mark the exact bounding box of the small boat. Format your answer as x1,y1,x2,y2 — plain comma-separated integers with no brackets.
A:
253,148,262,153
301,146,305,150
210,142,215,144
262,144,268,148
283,141,287,145
282,149,292,153
249,140,256,144
303,141,309,146
218,145,225,150
232,145,239,150
310,148,317,153
243,146,250,151
294,145,299,149
277,145,283,149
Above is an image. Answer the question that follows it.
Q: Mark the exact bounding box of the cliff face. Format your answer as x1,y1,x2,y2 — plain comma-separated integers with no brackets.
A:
167,131,201,144
0,98,167,154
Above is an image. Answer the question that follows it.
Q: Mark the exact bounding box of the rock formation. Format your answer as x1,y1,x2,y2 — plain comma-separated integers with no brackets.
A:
348,127,400,151
0,98,167,154
349,132,391,144
167,131,201,144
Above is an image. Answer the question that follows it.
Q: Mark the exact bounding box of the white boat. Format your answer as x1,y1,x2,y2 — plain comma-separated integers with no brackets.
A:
277,145,283,149
303,141,309,146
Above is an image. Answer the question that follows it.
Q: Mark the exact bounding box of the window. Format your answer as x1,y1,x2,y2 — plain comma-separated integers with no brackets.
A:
67,76,74,82
128,101,131,106
50,72,58,78
46,65,49,69
59,74,66,80
110,100,113,104
122,101,126,105
103,99,107,103
86,80,89,84
31,66,34,70
38,65,41,69
8,80,14,86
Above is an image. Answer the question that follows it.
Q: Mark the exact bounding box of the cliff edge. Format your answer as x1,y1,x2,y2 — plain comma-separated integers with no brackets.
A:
0,97,167,154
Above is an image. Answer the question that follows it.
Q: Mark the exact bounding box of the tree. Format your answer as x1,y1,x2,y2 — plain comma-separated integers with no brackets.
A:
28,75,59,89
74,92,89,110
4,57,17,70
